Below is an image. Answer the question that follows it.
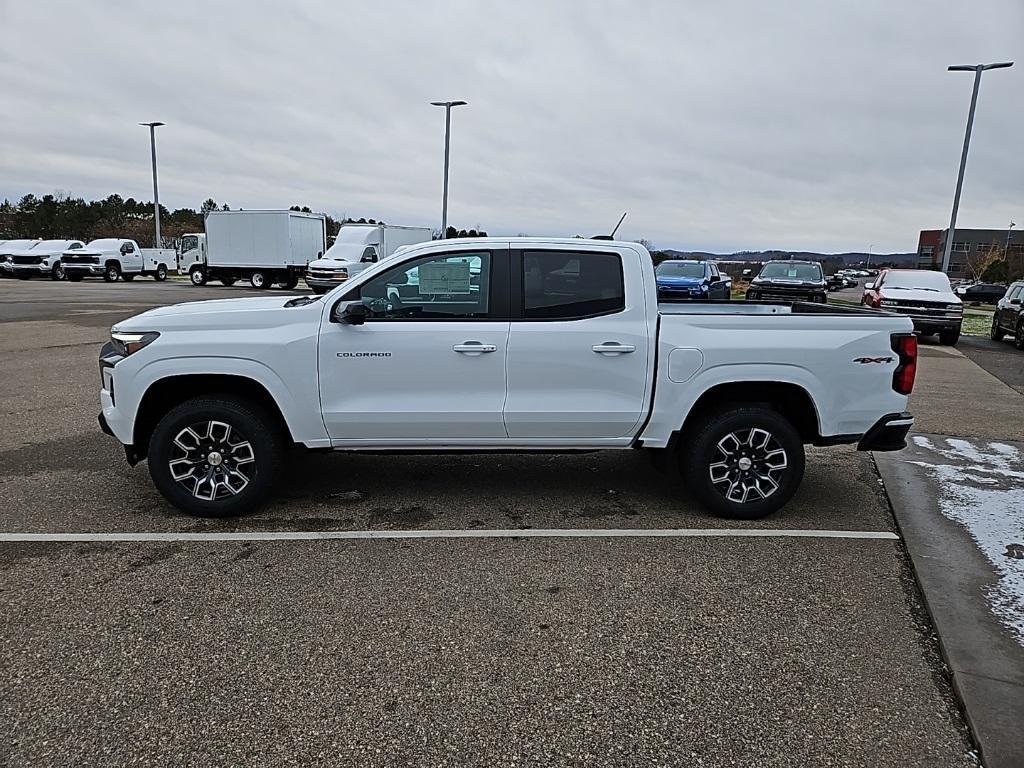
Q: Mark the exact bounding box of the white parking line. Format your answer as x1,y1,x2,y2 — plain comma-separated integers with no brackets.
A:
0,528,899,543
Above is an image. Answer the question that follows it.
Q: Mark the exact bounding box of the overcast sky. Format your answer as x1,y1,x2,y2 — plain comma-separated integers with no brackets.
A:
1,0,1020,252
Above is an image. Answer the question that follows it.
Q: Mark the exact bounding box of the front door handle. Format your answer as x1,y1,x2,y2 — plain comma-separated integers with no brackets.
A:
592,342,636,355
453,342,497,355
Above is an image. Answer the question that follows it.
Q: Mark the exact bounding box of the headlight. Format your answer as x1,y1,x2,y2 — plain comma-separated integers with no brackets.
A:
699,283,709,292
946,303,963,312
110,331,160,356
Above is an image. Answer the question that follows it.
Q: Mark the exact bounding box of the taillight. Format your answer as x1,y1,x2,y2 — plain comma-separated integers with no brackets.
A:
891,333,917,395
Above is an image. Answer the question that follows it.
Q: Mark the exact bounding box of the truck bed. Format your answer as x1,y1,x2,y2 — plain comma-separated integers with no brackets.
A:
658,300,881,317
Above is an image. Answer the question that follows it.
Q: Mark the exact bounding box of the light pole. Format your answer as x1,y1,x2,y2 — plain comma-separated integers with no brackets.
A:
939,62,1013,274
430,101,467,238
1006,221,1016,252
867,244,873,269
139,122,165,247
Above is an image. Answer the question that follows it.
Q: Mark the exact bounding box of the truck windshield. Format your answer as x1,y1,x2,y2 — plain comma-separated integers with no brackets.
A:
759,263,822,280
86,239,120,249
657,262,705,278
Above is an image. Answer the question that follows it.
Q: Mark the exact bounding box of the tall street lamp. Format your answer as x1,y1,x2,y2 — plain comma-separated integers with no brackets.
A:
140,121,165,247
430,101,467,238
939,62,1013,274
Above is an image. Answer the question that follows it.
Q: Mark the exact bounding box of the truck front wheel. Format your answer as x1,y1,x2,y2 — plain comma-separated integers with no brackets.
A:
190,267,207,286
249,271,269,289
103,263,121,282
680,407,805,519
148,396,284,517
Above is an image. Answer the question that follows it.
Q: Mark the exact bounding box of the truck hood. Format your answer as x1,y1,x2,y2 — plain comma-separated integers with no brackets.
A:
656,275,707,287
113,296,315,332
309,256,357,269
879,287,959,304
67,248,115,257
752,278,825,289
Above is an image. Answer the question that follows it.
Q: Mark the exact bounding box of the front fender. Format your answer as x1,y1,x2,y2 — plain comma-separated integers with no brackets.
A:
119,356,330,448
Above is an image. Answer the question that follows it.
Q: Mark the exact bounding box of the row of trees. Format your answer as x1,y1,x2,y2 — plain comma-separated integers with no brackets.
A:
0,193,485,248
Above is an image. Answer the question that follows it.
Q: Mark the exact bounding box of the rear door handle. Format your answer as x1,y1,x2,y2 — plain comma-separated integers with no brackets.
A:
453,342,497,354
592,342,636,355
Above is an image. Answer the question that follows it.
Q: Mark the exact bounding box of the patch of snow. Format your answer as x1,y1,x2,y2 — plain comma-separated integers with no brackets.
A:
907,436,1024,645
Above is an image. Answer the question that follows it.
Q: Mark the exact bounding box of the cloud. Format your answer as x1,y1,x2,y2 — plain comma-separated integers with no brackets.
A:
0,0,1020,252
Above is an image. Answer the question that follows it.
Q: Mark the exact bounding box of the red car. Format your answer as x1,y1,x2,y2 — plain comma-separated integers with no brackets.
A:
861,268,964,346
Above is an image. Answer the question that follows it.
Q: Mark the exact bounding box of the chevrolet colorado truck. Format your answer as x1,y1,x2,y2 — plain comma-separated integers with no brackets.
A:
97,238,917,520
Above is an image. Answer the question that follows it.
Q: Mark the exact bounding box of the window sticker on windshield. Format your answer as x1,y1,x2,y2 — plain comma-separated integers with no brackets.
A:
786,268,798,278
418,262,471,294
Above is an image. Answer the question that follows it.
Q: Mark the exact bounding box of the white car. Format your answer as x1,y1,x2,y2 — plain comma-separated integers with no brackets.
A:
98,238,917,519
9,239,84,280
0,239,41,276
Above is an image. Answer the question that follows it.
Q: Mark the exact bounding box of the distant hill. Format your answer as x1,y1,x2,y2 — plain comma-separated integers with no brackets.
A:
659,249,916,267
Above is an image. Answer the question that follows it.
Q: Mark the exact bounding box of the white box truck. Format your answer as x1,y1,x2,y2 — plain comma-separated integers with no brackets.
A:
187,210,327,289
304,223,432,294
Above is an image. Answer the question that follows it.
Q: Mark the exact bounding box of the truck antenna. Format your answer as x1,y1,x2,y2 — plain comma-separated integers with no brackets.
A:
611,211,627,237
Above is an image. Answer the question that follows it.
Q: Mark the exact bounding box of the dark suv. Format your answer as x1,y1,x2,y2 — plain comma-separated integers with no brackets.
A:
991,281,1024,350
746,260,827,303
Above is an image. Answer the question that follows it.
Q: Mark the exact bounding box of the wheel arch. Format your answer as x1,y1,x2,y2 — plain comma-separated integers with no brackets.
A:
673,380,821,447
132,373,296,461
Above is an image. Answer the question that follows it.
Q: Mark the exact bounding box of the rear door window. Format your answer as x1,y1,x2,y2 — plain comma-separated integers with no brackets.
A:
522,251,624,320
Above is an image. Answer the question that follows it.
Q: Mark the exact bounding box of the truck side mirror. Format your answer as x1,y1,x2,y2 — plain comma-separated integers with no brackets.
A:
332,300,367,325
864,282,874,290
1011,298,1022,306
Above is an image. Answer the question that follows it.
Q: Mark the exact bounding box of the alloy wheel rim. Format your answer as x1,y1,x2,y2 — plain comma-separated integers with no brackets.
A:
168,420,256,501
708,427,788,504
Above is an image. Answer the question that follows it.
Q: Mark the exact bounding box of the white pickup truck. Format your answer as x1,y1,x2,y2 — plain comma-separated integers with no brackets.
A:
97,238,917,519
62,238,175,282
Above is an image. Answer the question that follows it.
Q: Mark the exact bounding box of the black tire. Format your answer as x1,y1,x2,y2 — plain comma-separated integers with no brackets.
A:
190,267,207,286
122,273,136,281
250,271,269,289
680,406,805,519
154,264,168,282
278,274,299,290
103,263,121,282
147,396,284,517
311,286,327,295
991,315,1005,341
66,273,83,282
1016,321,1024,351
51,263,65,281
220,277,237,287
939,329,960,346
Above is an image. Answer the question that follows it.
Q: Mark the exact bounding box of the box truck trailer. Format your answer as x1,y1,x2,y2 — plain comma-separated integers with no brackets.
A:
186,210,327,289
304,223,433,293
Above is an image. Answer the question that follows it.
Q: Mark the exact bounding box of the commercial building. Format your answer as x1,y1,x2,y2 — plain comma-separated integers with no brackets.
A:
917,228,1022,277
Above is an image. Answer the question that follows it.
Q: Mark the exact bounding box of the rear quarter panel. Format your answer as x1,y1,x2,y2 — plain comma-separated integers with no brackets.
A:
639,312,913,447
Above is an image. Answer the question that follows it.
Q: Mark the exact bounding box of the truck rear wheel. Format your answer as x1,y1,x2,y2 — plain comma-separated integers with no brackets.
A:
249,271,269,289
190,267,207,286
680,406,804,519
103,263,121,282
278,274,299,290
154,264,168,281
51,263,65,281
147,396,284,517
990,315,1005,341
220,277,237,286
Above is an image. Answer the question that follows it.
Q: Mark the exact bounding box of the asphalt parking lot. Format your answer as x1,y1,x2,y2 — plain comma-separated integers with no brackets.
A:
0,279,984,766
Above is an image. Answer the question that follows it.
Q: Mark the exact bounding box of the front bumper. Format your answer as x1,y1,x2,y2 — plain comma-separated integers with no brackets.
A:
305,275,348,291
858,412,914,452
658,288,710,301
11,264,51,276
65,264,104,275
